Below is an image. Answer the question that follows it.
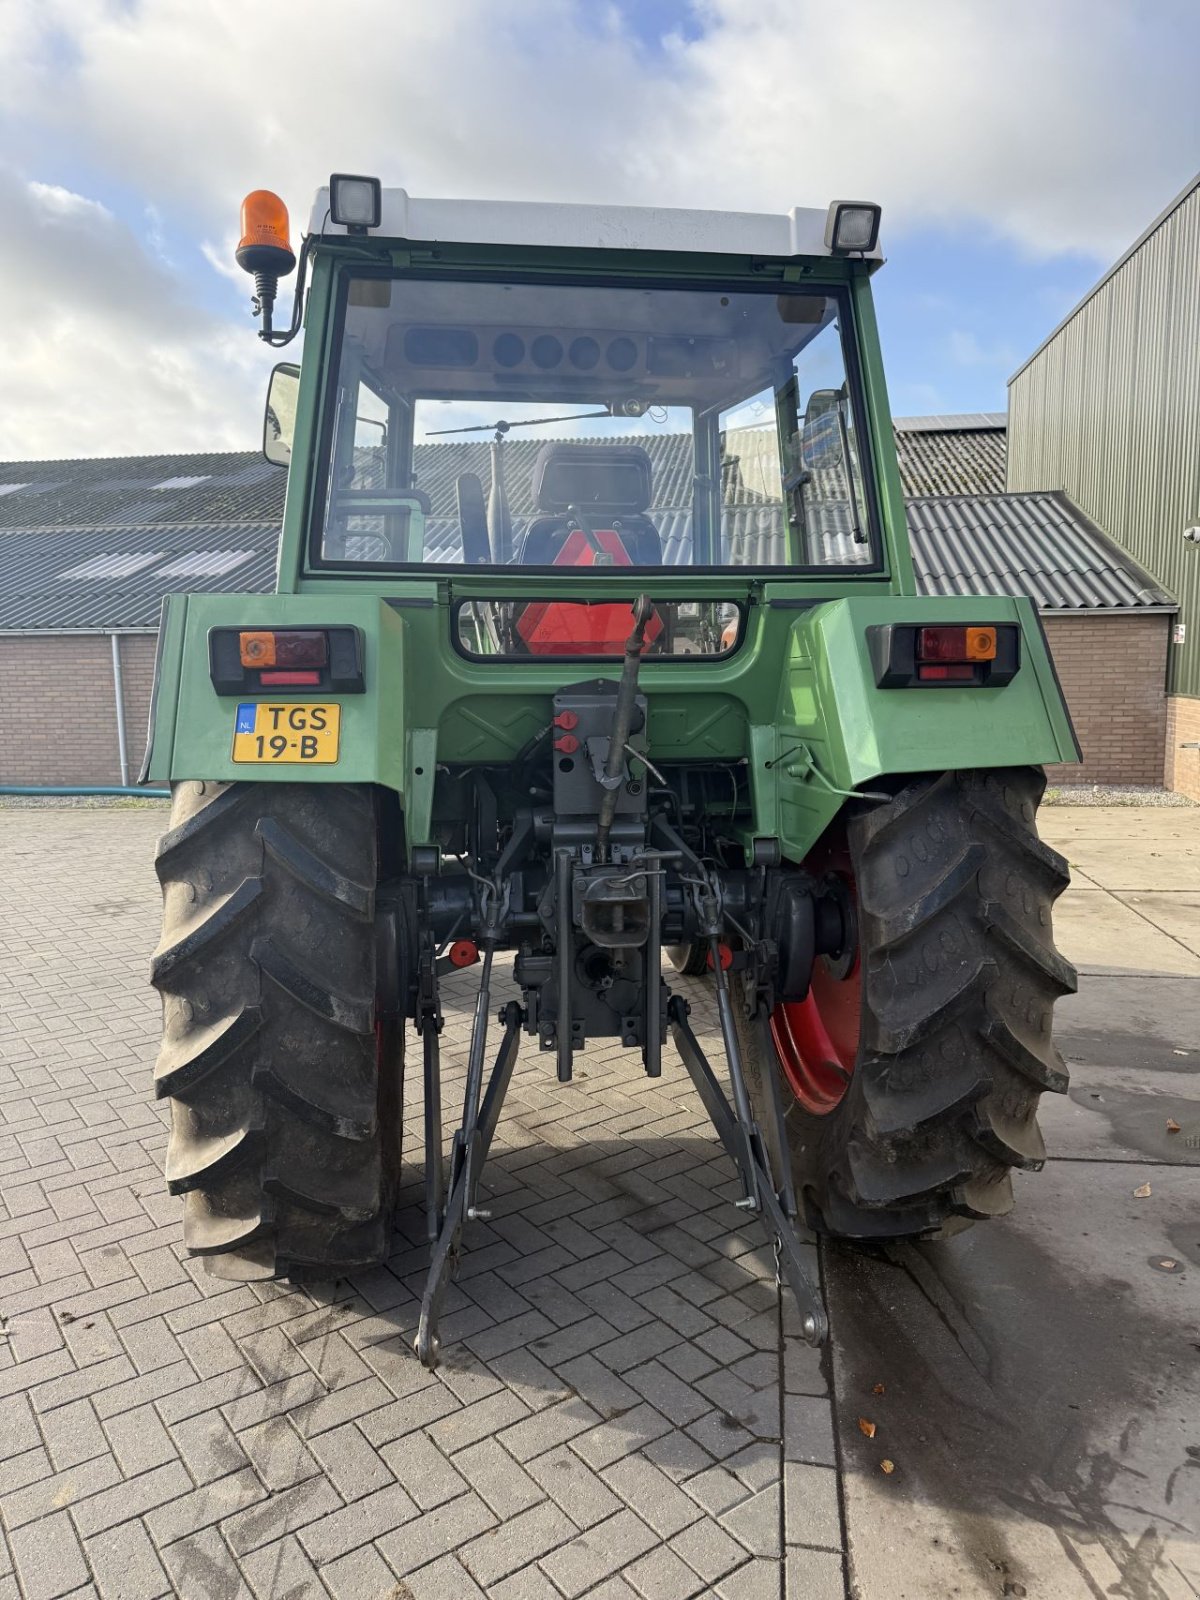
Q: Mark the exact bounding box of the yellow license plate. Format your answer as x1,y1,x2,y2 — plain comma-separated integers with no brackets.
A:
232,702,340,763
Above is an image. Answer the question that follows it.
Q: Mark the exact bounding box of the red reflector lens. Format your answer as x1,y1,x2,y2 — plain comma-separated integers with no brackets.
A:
449,940,479,969
917,663,975,682
275,631,327,667
239,630,327,669
259,669,321,686
918,626,967,662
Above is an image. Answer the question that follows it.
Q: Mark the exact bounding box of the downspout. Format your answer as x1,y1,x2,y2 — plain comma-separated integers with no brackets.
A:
110,632,130,787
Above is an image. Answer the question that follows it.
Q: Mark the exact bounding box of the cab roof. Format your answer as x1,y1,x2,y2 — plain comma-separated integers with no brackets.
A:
307,188,884,263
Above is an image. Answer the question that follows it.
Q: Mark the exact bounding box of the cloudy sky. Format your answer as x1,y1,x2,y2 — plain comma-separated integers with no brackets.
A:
1,0,1196,461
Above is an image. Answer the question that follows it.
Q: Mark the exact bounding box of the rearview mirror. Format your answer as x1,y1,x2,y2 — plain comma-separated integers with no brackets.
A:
801,387,845,472
263,362,300,467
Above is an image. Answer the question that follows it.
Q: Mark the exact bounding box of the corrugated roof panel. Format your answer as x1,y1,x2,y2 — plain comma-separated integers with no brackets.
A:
893,413,1007,433
0,522,280,629
895,427,1006,496
153,474,210,490
0,451,289,532
157,549,257,578
58,551,165,581
904,494,1175,609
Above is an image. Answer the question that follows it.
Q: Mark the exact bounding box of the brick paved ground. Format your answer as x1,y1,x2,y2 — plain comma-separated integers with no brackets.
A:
0,809,845,1600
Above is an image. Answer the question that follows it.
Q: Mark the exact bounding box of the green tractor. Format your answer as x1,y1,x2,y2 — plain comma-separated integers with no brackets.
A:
145,177,1079,1363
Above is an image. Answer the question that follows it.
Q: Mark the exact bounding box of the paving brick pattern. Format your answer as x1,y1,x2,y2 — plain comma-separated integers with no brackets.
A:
0,809,847,1598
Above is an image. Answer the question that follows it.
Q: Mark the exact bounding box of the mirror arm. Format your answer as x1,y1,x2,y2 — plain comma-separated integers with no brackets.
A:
258,235,313,347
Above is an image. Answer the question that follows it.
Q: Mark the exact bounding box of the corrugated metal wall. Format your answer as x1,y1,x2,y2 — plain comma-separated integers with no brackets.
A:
1007,179,1200,697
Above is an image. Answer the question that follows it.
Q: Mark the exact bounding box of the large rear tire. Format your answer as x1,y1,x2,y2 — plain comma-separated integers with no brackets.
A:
737,767,1075,1239
150,780,401,1281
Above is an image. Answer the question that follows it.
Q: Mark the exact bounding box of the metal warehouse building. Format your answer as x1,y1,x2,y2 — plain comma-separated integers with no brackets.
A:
0,418,1174,790
1008,171,1200,798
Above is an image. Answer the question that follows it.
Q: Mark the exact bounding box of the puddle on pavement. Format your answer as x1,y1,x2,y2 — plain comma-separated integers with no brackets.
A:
1066,1084,1200,1165
825,1179,1199,1599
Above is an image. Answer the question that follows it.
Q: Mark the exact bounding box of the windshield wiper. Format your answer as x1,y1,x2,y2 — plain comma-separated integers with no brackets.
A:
424,411,611,438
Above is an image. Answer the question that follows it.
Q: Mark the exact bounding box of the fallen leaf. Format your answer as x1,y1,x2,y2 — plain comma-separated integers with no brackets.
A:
1133,1183,1152,1198
880,1458,895,1475
872,1382,886,1396
858,1417,877,1439
1166,1119,1181,1133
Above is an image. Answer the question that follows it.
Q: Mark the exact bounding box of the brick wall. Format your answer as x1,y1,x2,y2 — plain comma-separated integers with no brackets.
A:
1042,613,1169,787
0,634,158,786
1165,694,1200,801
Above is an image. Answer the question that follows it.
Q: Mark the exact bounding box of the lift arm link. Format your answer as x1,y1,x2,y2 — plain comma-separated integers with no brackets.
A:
415,1000,524,1368
667,996,828,1345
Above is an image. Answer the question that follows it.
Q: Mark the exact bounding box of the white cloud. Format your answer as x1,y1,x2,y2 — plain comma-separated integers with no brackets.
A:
200,237,246,288
27,180,112,225
651,0,1199,259
8,0,1196,256
0,0,1196,456
0,166,274,460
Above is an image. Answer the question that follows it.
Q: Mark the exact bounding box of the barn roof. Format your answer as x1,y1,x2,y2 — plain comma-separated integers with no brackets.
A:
0,421,1172,629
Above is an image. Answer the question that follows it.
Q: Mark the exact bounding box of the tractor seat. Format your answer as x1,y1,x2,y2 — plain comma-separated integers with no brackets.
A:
518,443,663,566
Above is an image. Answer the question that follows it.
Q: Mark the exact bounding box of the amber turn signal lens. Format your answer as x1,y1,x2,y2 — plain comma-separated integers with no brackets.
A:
235,190,296,278
964,626,997,661
239,630,276,668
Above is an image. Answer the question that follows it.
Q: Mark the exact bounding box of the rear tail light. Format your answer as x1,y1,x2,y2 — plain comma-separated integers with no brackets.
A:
917,625,997,663
239,630,327,669
209,625,365,695
869,623,1020,689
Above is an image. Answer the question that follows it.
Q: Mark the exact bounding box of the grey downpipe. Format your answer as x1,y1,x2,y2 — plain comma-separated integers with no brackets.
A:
110,633,130,786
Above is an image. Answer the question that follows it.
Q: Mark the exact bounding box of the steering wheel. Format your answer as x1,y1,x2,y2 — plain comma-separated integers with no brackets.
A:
456,473,491,564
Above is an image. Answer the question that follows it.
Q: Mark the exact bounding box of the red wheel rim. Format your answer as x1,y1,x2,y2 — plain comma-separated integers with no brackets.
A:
770,838,861,1116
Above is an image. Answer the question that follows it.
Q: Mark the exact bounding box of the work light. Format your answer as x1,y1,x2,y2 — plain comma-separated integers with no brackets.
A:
329,174,382,231
824,201,882,254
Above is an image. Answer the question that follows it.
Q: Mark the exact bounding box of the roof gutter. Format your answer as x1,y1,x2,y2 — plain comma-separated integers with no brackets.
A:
0,627,158,637
1038,604,1178,616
